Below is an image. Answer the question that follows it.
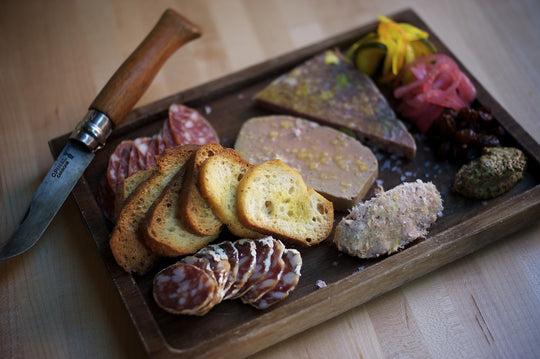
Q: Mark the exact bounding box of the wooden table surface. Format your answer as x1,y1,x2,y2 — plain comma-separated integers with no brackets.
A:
1,1,539,358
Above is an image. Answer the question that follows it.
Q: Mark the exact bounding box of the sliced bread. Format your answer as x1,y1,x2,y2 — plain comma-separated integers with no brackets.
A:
198,148,263,239
110,144,199,274
144,163,219,257
236,159,333,246
114,168,155,221
178,143,224,236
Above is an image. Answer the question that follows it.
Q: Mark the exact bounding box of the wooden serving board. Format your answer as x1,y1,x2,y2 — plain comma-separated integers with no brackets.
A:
49,8,540,359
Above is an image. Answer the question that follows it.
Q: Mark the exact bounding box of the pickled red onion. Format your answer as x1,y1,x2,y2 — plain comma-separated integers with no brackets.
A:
393,54,476,133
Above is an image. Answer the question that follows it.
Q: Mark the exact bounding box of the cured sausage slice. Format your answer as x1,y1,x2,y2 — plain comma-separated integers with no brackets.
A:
169,104,219,145
145,137,159,168
106,104,219,192
217,241,239,297
241,239,285,303
182,255,215,280
153,262,218,316
155,131,166,153
128,142,142,175
181,255,222,310
101,104,219,223
231,237,274,298
161,119,177,148
250,248,302,310
226,239,256,299
152,237,302,315
133,137,154,169
193,245,231,300
106,140,133,189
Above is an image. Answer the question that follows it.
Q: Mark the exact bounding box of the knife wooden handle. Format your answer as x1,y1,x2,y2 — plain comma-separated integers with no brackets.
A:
90,9,201,127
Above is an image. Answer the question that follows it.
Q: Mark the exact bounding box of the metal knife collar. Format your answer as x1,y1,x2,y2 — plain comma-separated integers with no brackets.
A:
70,110,113,152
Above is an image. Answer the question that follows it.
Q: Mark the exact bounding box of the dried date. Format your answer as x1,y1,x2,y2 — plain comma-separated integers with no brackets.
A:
427,106,506,164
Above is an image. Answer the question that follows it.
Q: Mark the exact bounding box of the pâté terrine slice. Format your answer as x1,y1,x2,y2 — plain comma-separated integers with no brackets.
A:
253,50,416,159
234,115,378,211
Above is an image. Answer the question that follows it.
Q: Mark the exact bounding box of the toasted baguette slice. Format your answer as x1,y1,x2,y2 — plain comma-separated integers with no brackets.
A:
236,159,333,246
110,145,199,274
114,168,155,221
144,164,219,257
198,148,263,239
179,143,224,236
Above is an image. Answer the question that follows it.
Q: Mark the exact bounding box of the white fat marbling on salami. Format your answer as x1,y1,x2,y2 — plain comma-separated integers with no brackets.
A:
105,104,217,192
133,137,153,169
241,239,285,303
231,237,274,298
145,137,159,168
106,140,132,189
134,137,150,157
182,256,222,311
101,104,218,222
193,246,231,301
155,131,166,153
168,104,219,145
161,119,176,148
250,248,302,310
227,239,256,299
105,104,216,191
152,238,302,316
153,262,218,316
127,143,142,175
217,241,239,297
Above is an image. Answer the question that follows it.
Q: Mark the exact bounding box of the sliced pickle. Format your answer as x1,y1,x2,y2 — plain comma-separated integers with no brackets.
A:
352,42,387,76
410,38,437,58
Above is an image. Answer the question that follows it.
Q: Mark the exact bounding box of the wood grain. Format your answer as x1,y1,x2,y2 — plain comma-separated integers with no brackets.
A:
1,1,540,359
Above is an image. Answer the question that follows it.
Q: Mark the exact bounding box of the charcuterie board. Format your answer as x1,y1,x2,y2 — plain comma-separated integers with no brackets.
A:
48,8,540,359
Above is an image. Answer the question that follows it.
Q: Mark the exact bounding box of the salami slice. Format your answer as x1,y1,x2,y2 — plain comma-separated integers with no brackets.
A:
105,103,217,192
169,104,219,145
116,149,132,185
133,137,154,169
226,239,256,299
193,245,231,300
241,239,285,303
182,255,215,280
155,131,166,153
101,104,219,220
146,137,159,168
106,140,133,189
153,237,302,315
181,255,222,312
231,237,274,298
128,141,142,175
250,248,302,310
217,241,239,296
161,119,177,148
153,262,218,316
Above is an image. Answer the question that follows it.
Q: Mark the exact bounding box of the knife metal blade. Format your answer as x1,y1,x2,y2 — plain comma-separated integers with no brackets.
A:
0,141,94,259
1,9,202,260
